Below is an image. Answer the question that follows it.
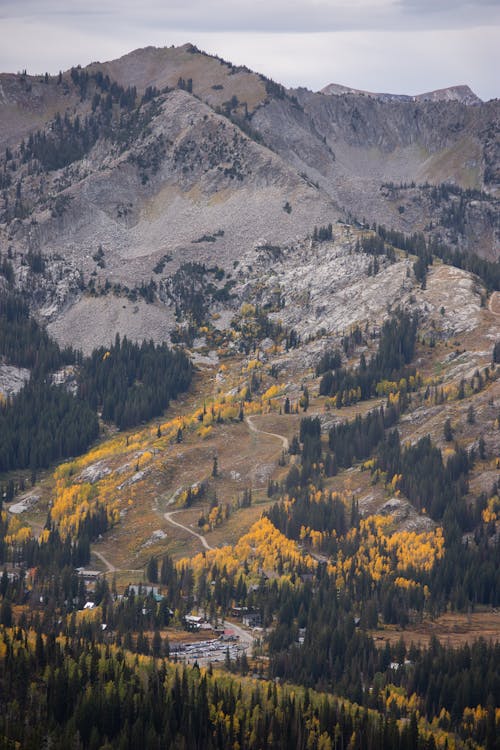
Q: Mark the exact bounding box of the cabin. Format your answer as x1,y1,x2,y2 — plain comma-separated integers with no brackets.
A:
184,614,203,631
242,612,261,628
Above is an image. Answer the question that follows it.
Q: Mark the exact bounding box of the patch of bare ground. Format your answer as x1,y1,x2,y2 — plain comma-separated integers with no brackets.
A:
8,471,56,535
245,413,301,447
96,414,289,569
489,291,500,316
0,364,30,398
316,397,387,427
371,610,500,649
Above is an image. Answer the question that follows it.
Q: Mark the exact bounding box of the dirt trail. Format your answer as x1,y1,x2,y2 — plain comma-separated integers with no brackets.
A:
163,416,289,553
92,549,143,575
245,415,289,451
164,510,212,551
489,291,500,316
93,550,117,573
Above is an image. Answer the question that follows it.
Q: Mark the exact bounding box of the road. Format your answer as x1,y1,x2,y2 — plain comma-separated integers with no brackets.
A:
93,549,116,573
162,515,256,647
224,619,256,648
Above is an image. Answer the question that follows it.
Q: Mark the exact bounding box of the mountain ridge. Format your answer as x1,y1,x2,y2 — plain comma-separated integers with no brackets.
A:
0,43,498,352
320,82,484,105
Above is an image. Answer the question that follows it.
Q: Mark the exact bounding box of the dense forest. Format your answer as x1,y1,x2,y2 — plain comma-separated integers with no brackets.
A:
0,292,77,376
0,299,193,470
0,381,99,474
2,625,478,750
319,309,418,404
78,335,193,430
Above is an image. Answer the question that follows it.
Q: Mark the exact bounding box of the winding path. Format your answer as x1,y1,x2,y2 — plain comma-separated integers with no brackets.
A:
93,550,117,573
162,416,289,552
489,291,500,316
92,549,143,575
245,415,289,451
164,510,212,551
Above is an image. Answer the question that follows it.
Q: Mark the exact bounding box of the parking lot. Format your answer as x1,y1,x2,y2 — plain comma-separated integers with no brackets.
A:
170,636,247,665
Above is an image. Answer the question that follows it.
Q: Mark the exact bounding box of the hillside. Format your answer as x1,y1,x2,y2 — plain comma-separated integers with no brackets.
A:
253,87,499,255
0,44,497,354
0,42,499,750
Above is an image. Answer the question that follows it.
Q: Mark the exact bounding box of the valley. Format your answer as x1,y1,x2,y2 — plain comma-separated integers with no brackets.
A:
0,42,498,750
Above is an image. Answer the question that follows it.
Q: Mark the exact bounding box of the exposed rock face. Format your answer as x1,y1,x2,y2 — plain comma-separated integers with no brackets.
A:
320,83,483,106
415,86,483,106
378,497,436,533
17,89,336,284
0,364,30,397
0,44,497,351
251,90,499,255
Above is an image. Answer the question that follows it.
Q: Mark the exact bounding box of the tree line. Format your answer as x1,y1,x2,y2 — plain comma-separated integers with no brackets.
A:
0,300,193,472
319,309,418,404
78,334,193,430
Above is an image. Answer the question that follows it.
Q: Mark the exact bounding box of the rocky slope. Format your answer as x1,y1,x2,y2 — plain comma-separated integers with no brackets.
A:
251,88,499,254
0,44,498,352
320,83,483,106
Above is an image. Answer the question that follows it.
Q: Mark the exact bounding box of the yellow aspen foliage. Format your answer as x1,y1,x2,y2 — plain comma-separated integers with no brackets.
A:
180,517,317,582
261,384,284,401
487,495,499,513
202,412,214,427
327,515,445,591
245,359,261,371
394,576,419,590
5,524,32,546
49,477,119,541
219,404,239,421
389,473,402,492
376,380,399,396
309,529,324,550
38,529,51,544
240,303,255,317
243,400,264,416
198,425,213,439
482,507,497,524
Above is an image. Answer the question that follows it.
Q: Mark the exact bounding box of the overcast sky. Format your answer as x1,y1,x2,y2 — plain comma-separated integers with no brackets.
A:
0,1,498,100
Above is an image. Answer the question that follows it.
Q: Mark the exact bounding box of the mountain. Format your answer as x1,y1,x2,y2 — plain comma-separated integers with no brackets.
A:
0,43,498,354
253,84,498,256
1,45,500,750
320,82,483,106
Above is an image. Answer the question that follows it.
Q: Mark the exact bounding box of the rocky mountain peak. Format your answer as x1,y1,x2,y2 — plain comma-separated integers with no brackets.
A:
0,44,497,353
416,85,482,105
320,82,482,105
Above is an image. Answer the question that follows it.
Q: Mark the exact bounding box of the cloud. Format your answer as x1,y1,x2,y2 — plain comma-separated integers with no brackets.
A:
2,0,499,33
0,2,498,100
